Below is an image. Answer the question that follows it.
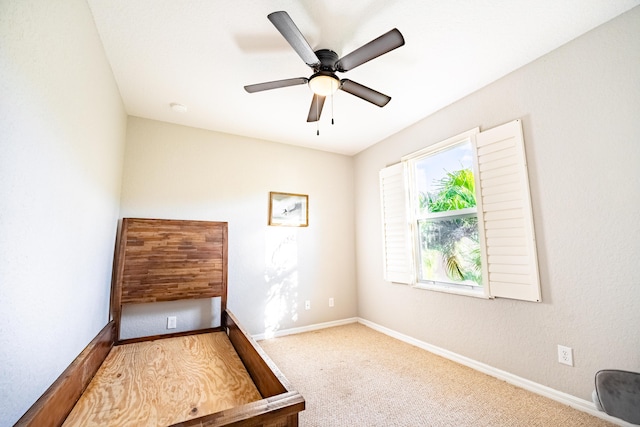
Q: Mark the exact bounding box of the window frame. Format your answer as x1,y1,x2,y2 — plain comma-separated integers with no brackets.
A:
402,128,491,298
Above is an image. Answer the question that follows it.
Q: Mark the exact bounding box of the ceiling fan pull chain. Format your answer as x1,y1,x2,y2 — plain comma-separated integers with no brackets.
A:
331,80,335,125
331,86,335,125
316,95,320,135
331,103,334,124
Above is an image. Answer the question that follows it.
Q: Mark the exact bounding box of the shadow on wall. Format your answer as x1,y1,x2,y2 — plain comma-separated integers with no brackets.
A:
263,228,300,338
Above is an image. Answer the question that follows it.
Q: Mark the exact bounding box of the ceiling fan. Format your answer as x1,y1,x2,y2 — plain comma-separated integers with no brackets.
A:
244,11,405,123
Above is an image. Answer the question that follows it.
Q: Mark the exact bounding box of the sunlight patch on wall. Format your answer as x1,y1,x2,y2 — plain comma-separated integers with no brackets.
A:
264,228,300,338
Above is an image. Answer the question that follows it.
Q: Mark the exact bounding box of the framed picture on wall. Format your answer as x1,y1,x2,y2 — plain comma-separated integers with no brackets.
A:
268,192,309,227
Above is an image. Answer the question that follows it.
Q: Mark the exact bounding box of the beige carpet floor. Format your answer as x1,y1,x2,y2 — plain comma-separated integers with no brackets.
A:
260,323,615,427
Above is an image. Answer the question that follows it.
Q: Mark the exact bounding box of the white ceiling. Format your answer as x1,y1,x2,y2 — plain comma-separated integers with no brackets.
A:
87,0,639,155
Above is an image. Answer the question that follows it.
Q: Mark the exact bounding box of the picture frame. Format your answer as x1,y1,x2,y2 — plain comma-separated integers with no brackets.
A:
268,192,309,227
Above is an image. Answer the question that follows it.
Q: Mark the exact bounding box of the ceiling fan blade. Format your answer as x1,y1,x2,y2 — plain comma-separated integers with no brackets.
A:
306,94,326,122
335,28,404,72
244,77,308,93
268,11,320,68
340,79,391,107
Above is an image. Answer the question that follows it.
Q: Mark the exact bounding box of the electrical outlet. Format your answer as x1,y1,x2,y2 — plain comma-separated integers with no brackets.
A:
305,300,311,310
329,297,334,307
167,316,177,329
557,345,573,366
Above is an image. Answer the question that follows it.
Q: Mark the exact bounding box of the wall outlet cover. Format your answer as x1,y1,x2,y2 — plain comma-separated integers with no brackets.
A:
167,316,177,329
557,345,573,366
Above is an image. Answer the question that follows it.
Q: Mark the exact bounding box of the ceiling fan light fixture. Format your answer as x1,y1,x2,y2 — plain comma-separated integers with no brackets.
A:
308,72,339,96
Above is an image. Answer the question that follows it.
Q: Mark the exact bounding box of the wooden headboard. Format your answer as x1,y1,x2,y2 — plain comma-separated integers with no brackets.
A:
111,218,228,342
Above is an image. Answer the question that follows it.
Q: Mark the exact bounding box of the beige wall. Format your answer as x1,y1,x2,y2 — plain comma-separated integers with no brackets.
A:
0,1,127,425
354,6,640,401
119,117,358,337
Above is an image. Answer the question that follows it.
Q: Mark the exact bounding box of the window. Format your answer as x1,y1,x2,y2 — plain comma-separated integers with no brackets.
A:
380,120,541,302
410,139,483,290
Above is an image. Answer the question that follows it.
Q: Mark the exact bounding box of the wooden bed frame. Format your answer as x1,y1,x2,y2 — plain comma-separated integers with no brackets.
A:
16,218,304,427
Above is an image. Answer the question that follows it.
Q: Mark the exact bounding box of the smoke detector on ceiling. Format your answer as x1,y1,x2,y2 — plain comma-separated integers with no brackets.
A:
170,102,187,113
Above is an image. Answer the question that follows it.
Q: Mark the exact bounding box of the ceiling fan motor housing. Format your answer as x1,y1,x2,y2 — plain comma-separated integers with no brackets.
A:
314,49,339,72
308,49,341,95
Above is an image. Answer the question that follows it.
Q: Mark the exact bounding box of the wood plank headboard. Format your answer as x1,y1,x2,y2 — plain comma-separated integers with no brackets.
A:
112,218,228,342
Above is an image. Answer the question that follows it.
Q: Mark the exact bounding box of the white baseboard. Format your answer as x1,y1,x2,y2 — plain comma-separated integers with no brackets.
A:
252,317,358,342
357,318,633,427
254,316,631,426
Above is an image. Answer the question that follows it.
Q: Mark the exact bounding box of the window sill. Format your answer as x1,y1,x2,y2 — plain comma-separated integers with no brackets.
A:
412,282,490,299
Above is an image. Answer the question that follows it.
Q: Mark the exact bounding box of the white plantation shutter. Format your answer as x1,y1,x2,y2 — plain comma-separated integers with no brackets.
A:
476,120,541,302
379,163,413,284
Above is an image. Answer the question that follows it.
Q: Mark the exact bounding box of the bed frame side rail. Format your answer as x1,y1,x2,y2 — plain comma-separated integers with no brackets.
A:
15,321,116,427
224,310,295,398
